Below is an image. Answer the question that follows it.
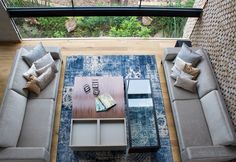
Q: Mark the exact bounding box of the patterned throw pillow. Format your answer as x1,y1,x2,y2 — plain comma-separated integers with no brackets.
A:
23,76,40,95
23,64,38,81
170,66,193,80
183,64,200,80
22,42,47,67
174,76,198,93
172,57,192,71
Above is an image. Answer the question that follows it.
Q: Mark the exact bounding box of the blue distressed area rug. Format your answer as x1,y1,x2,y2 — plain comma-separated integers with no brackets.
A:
57,55,173,162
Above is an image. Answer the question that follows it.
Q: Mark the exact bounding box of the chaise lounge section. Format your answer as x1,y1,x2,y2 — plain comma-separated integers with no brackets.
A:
0,46,62,162
162,47,236,162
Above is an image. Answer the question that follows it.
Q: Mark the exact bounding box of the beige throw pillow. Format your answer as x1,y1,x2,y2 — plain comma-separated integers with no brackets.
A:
172,57,192,71
174,76,198,93
23,76,40,95
183,64,200,80
170,66,193,80
23,64,37,81
36,67,55,90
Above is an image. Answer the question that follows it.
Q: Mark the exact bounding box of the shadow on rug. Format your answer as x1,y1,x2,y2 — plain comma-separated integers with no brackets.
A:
56,55,173,162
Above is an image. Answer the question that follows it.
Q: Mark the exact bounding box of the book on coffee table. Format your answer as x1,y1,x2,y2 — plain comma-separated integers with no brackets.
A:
95,93,116,112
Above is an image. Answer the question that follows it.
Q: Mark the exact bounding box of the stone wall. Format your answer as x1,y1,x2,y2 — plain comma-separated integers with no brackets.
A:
190,0,236,127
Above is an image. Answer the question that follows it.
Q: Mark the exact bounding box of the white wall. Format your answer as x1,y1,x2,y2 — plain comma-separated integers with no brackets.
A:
0,1,20,42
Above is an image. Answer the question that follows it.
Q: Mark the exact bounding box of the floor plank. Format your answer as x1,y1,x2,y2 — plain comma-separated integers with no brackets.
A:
0,38,181,162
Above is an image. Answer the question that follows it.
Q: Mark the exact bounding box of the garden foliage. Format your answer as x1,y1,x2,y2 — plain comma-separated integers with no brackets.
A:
11,0,195,38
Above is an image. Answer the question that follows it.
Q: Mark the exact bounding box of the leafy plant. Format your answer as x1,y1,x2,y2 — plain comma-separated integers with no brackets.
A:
109,17,151,37
37,17,67,38
76,16,130,37
4,0,40,7
151,0,195,37
12,0,196,38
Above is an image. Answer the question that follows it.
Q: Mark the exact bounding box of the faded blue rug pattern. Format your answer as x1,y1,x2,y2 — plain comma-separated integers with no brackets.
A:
57,55,173,162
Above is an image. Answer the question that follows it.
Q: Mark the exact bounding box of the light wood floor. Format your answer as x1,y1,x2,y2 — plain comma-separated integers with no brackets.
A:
0,38,181,162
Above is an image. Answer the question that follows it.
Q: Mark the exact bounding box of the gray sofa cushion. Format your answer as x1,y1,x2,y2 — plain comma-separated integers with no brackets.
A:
22,42,47,67
196,49,218,98
200,90,236,145
182,146,236,162
174,76,197,93
163,61,198,101
34,53,55,70
0,147,50,162
29,60,61,99
176,43,202,67
36,62,58,76
23,46,62,61
0,90,27,147
172,99,212,151
8,48,29,97
17,99,55,151
162,47,201,62
36,67,56,90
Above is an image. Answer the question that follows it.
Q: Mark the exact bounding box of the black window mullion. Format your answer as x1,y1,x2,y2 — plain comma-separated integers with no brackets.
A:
7,7,202,17
139,0,142,8
71,0,74,8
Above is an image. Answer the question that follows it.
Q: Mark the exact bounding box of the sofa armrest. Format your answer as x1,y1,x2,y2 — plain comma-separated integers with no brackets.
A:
162,48,180,62
182,146,236,162
0,147,50,162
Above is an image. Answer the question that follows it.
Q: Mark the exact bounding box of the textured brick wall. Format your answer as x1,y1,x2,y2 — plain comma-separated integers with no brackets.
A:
190,0,236,127
183,0,207,38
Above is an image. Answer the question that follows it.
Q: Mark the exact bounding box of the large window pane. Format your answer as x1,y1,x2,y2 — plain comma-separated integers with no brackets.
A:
13,16,187,38
4,0,72,7
141,0,195,7
73,0,139,7
4,0,195,8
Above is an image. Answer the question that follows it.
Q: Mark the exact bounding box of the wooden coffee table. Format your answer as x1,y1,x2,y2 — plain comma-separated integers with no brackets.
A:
72,76,125,118
70,76,127,151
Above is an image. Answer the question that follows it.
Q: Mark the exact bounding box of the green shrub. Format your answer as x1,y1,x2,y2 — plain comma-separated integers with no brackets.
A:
150,0,195,37
76,17,130,37
13,0,195,38
5,0,41,7
109,17,151,37
37,17,67,38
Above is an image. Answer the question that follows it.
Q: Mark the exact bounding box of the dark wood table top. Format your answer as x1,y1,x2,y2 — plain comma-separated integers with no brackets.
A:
72,76,125,118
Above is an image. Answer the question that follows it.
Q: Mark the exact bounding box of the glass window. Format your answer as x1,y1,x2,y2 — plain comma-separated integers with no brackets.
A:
14,16,188,38
3,0,72,7
141,0,195,7
4,0,195,8
73,0,139,7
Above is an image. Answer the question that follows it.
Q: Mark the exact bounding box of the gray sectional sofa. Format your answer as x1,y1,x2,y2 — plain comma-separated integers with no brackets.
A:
162,47,236,162
0,46,62,162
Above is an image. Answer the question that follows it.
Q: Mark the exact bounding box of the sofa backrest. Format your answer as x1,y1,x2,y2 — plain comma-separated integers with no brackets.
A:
7,48,29,98
196,49,218,98
200,90,236,145
0,89,27,147
23,46,62,61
